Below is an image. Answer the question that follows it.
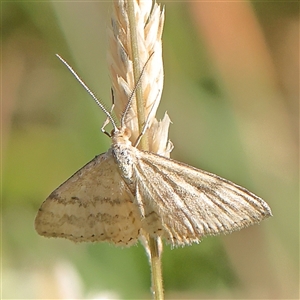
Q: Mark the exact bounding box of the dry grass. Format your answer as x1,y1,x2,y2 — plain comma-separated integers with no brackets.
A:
108,2,168,298
108,0,172,157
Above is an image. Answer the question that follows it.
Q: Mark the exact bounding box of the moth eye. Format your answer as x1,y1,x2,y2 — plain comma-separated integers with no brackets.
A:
124,127,131,138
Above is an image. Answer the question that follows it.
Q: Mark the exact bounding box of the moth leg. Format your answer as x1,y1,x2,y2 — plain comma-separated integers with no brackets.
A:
133,97,158,147
134,183,146,218
101,88,115,137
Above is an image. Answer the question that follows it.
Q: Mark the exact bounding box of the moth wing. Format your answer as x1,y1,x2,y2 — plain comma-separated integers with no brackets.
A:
35,151,142,246
135,151,272,246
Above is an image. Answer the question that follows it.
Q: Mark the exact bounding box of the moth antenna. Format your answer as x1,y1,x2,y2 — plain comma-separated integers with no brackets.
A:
120,52,154,128
56,54,118,133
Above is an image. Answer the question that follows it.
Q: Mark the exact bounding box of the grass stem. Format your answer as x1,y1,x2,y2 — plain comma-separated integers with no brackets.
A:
126,1,164,299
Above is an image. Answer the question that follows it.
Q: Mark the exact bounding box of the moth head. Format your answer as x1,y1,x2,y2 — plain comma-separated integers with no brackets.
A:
111,126,132,144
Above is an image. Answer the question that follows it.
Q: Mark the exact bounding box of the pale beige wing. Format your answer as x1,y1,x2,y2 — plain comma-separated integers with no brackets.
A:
35,151,142,246
134,151,272,246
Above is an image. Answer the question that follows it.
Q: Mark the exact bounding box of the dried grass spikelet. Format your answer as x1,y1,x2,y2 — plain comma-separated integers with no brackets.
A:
108,0,172,157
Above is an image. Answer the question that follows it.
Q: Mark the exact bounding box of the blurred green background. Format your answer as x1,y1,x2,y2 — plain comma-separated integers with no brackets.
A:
2,1,298,299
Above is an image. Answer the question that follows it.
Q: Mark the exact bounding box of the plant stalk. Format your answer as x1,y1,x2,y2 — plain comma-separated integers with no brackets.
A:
149,237,164,300
126,1,164,299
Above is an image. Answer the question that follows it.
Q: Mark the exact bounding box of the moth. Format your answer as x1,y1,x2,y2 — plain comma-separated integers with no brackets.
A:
35,56,272,247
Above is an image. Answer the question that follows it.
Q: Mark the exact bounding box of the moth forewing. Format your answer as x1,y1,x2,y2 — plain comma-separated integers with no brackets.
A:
132,149,272,246
35,149,142,246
